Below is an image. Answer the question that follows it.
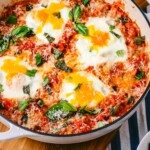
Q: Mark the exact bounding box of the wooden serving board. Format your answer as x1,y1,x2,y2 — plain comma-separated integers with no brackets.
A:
0,0,148,150
0,122,118,150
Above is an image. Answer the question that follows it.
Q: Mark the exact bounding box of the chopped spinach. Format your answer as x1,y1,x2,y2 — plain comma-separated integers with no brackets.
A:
35,53,45,66
110,104,120,116
36,99,45,107
127,96,135,104
26,4,33,11
26,69,37,77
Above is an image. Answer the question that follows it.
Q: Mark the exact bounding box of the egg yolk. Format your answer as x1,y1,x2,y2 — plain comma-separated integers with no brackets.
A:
1,59,27,79
32,2,66,34
65,73,105,108
88,25,110,51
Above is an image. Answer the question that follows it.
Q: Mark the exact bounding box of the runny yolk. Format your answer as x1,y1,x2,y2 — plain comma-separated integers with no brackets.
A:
88,25,110,51
65,73,105,108
1,59,27,79
32,2,65,34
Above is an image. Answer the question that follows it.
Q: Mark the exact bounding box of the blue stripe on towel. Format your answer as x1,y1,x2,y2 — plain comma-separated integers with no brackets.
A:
128,113,140,150
145,92,150,131
111,131,121,150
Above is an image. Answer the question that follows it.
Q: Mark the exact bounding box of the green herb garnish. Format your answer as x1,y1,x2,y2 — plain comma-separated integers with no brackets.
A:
127,96,135,104
0,36,10,55
44,33,55,43
55,60,72,72
74,23,88,35
23,85,30,95
53,49,64,60
74,83,82,91
116,17,128,23
53,12,61,18
11,26,33,38
79,106,101,115
97,121,108,128
42,76,49,87
36,99,45,107
116,50,124,57
110,31,121,39
26,69,37,77
6,15,17,24
69,4,81,22
109,25,115,31
134,36,145,45
21,113,28,123
0,84,4,92
46,101,77,121
26,4,33,11
81,0,90,6
110,104,120,116
135,70,145,80
35,53,45,66
18,100,29,111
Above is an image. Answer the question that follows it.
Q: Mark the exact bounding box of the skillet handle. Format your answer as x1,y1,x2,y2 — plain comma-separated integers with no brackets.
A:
0,115,34,141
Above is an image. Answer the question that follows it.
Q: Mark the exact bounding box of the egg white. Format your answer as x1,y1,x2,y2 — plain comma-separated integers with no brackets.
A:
0,56,42,100
76,17,128,68
59,72,110,108
26,0,70,44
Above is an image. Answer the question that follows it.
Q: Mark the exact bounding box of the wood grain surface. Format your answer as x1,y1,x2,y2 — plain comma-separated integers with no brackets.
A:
0,0,148,150
0,122,118,150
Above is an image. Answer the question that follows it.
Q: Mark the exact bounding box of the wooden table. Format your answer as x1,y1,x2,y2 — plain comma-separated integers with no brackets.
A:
0,0,148,150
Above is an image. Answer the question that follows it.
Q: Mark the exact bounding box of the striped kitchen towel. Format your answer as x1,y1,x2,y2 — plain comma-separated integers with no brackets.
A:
106,4,150,150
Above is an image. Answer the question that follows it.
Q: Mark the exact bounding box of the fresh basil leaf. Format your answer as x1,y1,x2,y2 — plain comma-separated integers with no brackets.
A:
55,60,72,72
26,69,37,77
110,104,120,116
18,100,29,111
74,23,88,35
21,113,28,123
69,9,74,20
42,76,49,87
74,4,81,22
11,26,32,38
23,85,30,95
0,36,10,54
82,0,90,6
116,17,128,23
44,33,55,43
134,36,145,45
69,4,81,22
36,99,45,107
26,4,33,11
53,12,61,18
79,106,101,115
127,96,135,104
35,53,45,66
46,101,77,121
109,25,115,31
74,83,82,91
135,70,145,80
53,49,64,60
110,31,121,39
97,121,108,128
116,50,124,57
0,84,4,92
6,15,17,24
